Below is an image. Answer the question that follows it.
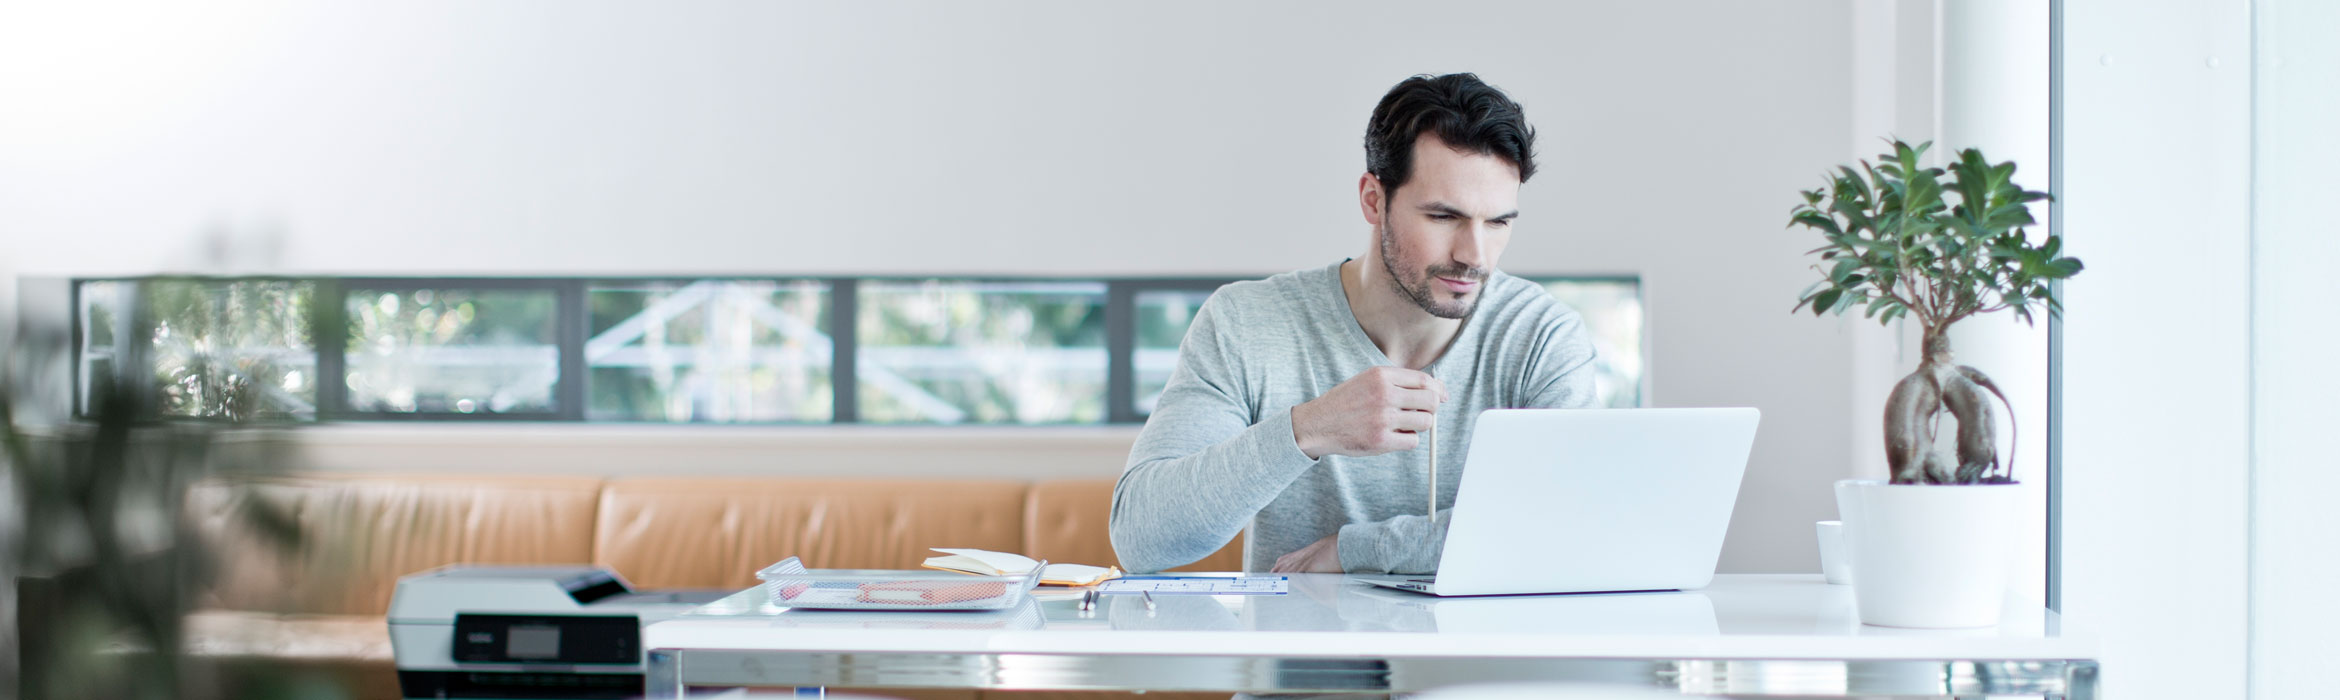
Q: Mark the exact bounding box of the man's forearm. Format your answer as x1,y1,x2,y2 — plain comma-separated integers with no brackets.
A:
1110,407,1320,573
1336,507,1454,574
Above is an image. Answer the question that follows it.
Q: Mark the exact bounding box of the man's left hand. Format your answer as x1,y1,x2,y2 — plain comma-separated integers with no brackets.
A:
1271,533,1342,573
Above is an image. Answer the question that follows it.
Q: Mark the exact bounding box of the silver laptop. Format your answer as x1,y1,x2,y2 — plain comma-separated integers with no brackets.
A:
1359,407,1759,597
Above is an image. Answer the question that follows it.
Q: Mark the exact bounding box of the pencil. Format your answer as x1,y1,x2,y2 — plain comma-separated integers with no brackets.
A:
1427,417,1437,531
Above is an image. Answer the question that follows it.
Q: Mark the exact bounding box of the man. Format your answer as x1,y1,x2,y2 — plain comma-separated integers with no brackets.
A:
1110,73,1600,575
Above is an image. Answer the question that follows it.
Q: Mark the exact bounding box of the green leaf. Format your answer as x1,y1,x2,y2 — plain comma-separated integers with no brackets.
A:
1864,295,1894,318
1829,258,1859,284
1800,279,1831,300
1905,170,1944,214
1811,288,1843,317
1838,166,1872,201
1833,290,1863,314
1791,211,1843,235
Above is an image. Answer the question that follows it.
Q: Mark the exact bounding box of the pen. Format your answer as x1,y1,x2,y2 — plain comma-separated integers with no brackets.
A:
1141,591,1156,614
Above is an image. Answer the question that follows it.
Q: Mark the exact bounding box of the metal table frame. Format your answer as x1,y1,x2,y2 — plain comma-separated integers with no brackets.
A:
646,649,2100,698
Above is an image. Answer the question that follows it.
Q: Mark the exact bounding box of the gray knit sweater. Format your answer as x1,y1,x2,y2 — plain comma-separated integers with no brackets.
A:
1110,261,1600,574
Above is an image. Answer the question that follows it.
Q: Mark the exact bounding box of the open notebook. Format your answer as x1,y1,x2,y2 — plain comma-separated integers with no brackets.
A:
923,548,1121,587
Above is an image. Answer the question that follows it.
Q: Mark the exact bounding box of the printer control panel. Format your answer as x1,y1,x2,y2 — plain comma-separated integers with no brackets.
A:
452,614,640,665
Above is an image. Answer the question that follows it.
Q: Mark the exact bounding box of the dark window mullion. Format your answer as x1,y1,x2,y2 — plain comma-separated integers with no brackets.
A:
313,278,348,420
1106,282,1137,424
124,279,160,420
69,280,89,417
557,280,587,421
829,278,858,424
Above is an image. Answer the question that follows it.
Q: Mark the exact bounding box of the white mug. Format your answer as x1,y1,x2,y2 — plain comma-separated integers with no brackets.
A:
1815,520,1852,585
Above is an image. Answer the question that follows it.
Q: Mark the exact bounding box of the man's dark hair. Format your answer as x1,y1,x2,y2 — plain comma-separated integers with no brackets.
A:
1364,73,1537,196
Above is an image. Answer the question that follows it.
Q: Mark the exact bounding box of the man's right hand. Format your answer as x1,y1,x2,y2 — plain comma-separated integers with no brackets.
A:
1291,365,1448,460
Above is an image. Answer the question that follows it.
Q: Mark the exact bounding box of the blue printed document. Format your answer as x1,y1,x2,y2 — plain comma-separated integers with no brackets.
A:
1094,576,1288,595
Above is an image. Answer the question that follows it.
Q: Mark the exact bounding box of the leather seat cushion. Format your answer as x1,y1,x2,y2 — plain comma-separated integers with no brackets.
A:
191,474,605,615
594,478,1031,589
1024,479,1244,573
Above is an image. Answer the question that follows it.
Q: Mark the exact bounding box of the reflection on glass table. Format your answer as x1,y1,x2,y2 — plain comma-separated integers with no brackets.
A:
344,288,558,414
586,280,832,422
857,281,1106,424
645,574,2091,698
666,574,2055,639
686,583,1047,631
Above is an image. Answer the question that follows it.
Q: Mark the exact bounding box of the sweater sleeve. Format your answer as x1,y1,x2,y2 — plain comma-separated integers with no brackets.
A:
1335,507,1453,574
1110,295,1321,573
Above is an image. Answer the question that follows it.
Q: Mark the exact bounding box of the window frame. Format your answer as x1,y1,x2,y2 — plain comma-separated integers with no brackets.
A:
1109,278,1238,424
70,273,1646,425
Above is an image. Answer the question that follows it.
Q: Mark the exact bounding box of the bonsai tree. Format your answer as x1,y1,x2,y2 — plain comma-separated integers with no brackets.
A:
1788,140,2083,485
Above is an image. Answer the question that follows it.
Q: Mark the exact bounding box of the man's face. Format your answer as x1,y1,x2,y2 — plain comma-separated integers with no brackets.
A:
1371,134,1521,320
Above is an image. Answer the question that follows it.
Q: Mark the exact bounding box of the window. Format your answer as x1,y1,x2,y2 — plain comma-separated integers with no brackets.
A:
342,284,560,415
71,274,1646,423
586,280,833,422
78,279,317,420
857,281,1107,424
1538,278,1644,409
1131,288,1212,418
75,280,128,416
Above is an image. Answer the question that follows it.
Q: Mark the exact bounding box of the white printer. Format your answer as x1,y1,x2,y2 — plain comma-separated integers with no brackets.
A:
388,565,727,699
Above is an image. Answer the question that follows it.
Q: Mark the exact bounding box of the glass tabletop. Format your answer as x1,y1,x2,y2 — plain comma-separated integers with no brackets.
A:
672,573,2062,640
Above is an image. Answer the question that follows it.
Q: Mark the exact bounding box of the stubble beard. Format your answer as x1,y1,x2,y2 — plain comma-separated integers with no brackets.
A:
1378,217,1485,321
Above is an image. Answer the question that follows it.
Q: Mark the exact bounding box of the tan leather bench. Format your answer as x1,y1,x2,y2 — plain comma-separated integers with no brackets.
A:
190,474,1243,700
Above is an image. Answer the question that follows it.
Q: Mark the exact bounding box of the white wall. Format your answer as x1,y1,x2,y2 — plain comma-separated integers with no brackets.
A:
0,1,1863,573
1939,0,2052,613
2062,1,2254,698
2250,0,2340,695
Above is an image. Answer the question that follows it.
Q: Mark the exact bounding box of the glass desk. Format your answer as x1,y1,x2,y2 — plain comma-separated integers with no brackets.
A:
645,574,2098,698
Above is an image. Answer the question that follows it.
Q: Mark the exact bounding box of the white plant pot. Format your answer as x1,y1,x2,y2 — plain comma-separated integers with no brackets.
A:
1833,479,2020,629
